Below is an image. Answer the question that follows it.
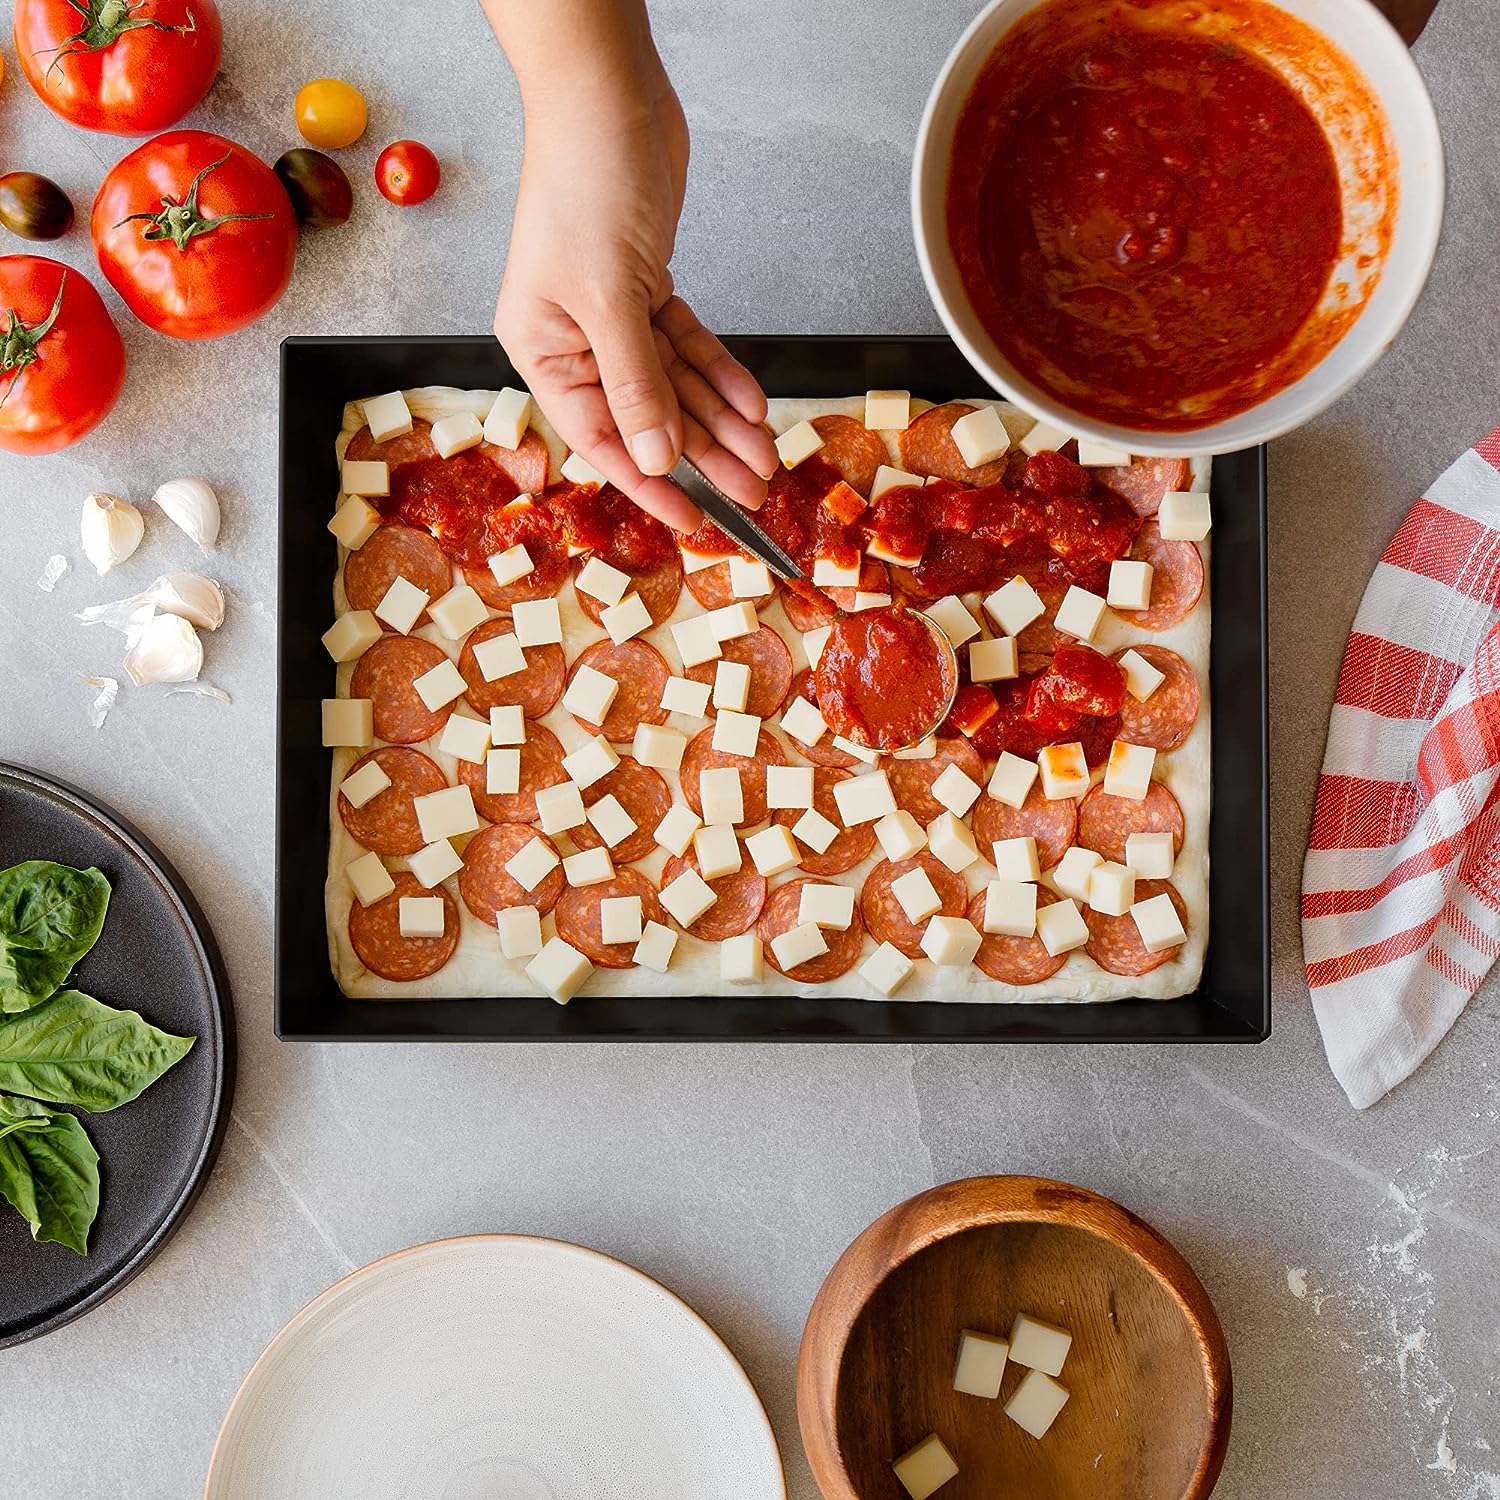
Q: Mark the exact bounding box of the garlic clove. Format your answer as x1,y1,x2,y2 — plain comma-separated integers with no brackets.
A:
81,492,145,576
147,572,225,631
122,612,203,686
152,477,220,551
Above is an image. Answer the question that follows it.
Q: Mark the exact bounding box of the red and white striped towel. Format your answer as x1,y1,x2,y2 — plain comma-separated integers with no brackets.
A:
1303,426,1500,1108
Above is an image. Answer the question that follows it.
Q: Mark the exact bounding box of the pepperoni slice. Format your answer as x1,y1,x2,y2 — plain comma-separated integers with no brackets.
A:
1113,645,1200,752
567,640,671,743
968,886,1067,986
773,766,877,877
971,785,1078,871
338,747,448,856
679,726,786,828
569,758,671,864
1076,781,1184,863
1128,522,1204,631
458,617,566,719
1084,879,1188,976
345,418,437,469
1093,458,1192,518
861,853,968,960
683,558,781,614
343,522,452,617
886,736,985,826
808,414,887,496
458,822,564,923
899,401,1011,487
575,556,683,629
759,878,866,981
782,557,891,632
350,635,452,744
456,720,565,824
480,432,551,495
661,849,767,941
463,548,572,610
781,669,858,770
349,871,459,982
554,868,667,969
685,626,794,720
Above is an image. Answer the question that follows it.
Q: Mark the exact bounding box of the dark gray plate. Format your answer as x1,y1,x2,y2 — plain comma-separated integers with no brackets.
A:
0,764,234,1348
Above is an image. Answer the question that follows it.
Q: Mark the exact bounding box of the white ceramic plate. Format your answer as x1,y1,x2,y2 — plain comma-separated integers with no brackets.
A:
206,1235,785,1499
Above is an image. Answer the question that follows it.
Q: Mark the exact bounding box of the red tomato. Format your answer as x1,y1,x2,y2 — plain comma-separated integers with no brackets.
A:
0,255,125,455
375,141,441,207
13,0,223,136
91,130,297,341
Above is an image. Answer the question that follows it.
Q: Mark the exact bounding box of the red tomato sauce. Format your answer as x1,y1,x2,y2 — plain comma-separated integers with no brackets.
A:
551,482,676,572
383,451,524,568
758,457,864,573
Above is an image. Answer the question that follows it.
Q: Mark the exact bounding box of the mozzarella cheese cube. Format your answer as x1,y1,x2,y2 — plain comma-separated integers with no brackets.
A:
1158,490,1212,541
1019,418,1073,456
654,803,702,857
983,577,1046,636
534,781,586,835
728,555,773,599
409,838,463,889
430,411,484,459
1107,559,1154,612
853,591,892,612
992,836,1040,882
831,735,881,766
864,389,911,429
339,758,391,810
1009,1311,1073,1375
1103,740,1157,801
953,1329,1010,1400
328,495,381,550
346,850,394,907
870,464,923,501
712,709,762,758
398,895,446,938
428,584,489,641
633,724,687,771
410,658,465,712
709,662,751,715
488,543,535,589
1132,892,1187,953
859,941,915,997
894,735,936,761
865,530,925,568
925,594,981,647
1054,585,1107,643
927,811,980,873
510,598,562,647
699,766,744,826
988,751,1039,809
770,922,828,972
660,868,717,928
563,846,614,887
1088,860,1137,917
812,556,862,589
832,769,895,825
563,664,620,725
671,616,722,669
633,920,679,973
598,895,645,948
950,405,1011,468
362,390,413,444
497,904,543,960
766,764,814,810
799,882,855,930
660,675,712,718
932,762,982,817
1076,438,1132,466
802,626,832,668
983,880,1038,938
560,450,606,487
1036,897,1089,956
562,735,619,790
1125,830,1175,878
413,785,479,845
321,698,373,747
1005,1369,1070,1441
601,592,653,644
482,386,532,450
374,575,430,634
745,824,801,876
340,459,389,497
486,748,520,795
1038,743,1090,801
575,556,632,607
585,793,637,849
774,419,824,469
891,867,942,924
505,834,562,891
693,823,743,880
720,932,764,983
322,610,382,663
488,704,525,745
1118,648,1166,703
968,635,1018,683
892,1434,959,1500
438,714,491,765
1053,846,1103,904
792,806,840,854
682,546,729,574
921,914,982,966
781,695,828,747
472,630,527,682
706,602,759,642
525,936,593,1004
875,810,927,862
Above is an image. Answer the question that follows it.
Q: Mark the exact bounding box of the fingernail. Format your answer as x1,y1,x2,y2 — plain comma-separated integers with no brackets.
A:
630,428,676,476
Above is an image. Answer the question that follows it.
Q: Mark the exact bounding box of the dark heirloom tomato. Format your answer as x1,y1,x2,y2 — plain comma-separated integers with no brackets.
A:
273,149,353,228
0,173,75,241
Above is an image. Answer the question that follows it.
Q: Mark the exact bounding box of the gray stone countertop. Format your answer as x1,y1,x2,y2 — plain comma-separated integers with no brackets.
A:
1,0,1498,1494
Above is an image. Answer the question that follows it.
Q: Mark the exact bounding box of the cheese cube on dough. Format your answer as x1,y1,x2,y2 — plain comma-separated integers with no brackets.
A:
340,459,389,497
633,920,678,974
953,1329,1010,1399
328,495,381,550
745,824,801,877
774,419,824,469
430,411,483,459
497,904,543,960
870,464,923,501
322,698,373,747
988,751,1039,809
859,941,915,997
660,675,712,718
830,735,879,766
1103,740,1156,802
1159,490,1212,541
374,575,430,634
706,601,759,642
950,405,1011,468
1118,648,1166,703
693,823,743,881
983,577,1045,637
472,631,527,683
853,591,892,612
438,713,491,765
729,556,773,599
925,594,981,647
534,781,586,835
920,914,982,966
983,880,1038,938
770,922,828,972
601,592,653,644
927,812,980,873
1019,418,1073,456
799,882,855,930
792,806,840,854
339,758,391,810
766,764,814,810
891,867,942,924
560,450,606,487
488,543,535,590
632,724,687,771
563,846,614,887
875,810,926,862
894,735,936,761
482,387,532,450
721,932,764,984
654,803,702,857
932,762,982,817
428,584,489,641
802,626,831,668
1009,1311,1074,1375
525,936,593,1004
659,867,717,928
832,770,896,826
1053,846,1103,904
812,555,862,590
398,895,446,938
489,704,525,745
712,709,762,758
671,616,722,669
562,735,619,790
992,836,1040,882
598,895,645,948
346,850,394,907
865,531,925,568
322,610,383,663
575,556,632,607
699,766,744,826
780,695,827,747
585,793,637,850
1107,559,1154,612
1125,830,1175,878
486,748,520,795
681,545,729,573
864,389,911,429
892,1434,959,1500
1005,1369,1070,1441
414,785,479,844
362,390,413,444
511,597,563,647
1132,892,1187,953
1038,743,1090,801
563,664,620,725
1036,897,1089,957
1076,438,1132,466
1054,585,1107,643
409,838,463,889
506,834,561,891
411,658,466,712
1089,860,1137,917
968,635,1017,683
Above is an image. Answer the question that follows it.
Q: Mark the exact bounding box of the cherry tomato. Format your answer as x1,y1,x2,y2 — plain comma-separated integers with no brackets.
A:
274,149,353,228
295,78,367,150
0,255,125,455
375,140,441,207
91,130,298,341
0,173,75,241
13,0,222,136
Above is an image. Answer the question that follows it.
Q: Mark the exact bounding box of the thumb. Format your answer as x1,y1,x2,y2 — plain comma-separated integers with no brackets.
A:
584,294,683,477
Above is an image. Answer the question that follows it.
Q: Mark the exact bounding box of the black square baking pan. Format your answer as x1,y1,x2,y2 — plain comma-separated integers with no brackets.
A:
276,335,1268,1042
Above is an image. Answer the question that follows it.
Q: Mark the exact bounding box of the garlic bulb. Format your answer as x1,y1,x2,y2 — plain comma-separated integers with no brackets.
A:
152,477,220,551
81,492,145,576
122,612,203,686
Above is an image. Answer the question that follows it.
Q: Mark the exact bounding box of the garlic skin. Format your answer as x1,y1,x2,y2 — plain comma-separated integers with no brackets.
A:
152,478,220,551
81,492,145,576
147,573,225,631
122,612,203,686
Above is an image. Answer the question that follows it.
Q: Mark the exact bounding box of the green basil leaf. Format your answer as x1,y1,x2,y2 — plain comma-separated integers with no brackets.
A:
0,990,195,1112
0,1096,100,1255
0,861,112,1013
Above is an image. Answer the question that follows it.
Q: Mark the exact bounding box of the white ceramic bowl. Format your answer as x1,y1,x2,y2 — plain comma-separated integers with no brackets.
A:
912,0,1445,455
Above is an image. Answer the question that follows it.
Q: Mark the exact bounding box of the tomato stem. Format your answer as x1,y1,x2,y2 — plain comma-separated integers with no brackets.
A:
116,153,272,251
43,0,197,80
0,275,67,406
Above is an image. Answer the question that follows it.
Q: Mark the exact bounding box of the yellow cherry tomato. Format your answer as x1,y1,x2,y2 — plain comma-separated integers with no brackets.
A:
295,79,368,150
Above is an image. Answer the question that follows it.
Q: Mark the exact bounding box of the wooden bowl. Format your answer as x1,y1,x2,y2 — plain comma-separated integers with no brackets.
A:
797,1176,1231,1500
